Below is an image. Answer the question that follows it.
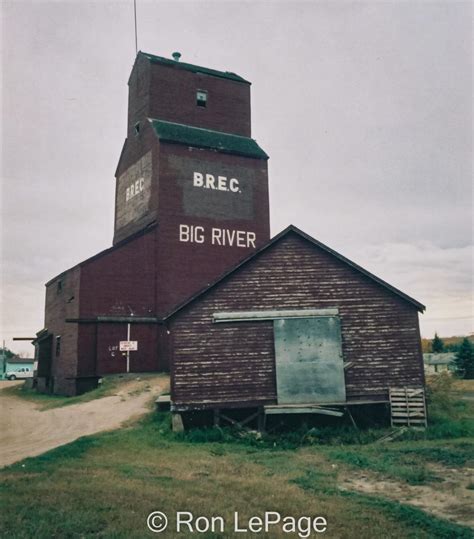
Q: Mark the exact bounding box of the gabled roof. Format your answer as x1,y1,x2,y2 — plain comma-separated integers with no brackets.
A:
139,51,250,84
164,225,425,319
149,119,268,160
423,353,455,365
45,224,157,286
7,357,34,364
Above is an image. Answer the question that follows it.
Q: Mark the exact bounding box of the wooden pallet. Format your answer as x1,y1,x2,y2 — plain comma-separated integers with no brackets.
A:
389,387,427,427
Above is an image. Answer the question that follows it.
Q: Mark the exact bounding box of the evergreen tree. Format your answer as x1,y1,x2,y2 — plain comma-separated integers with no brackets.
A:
431,332,444,353
0,347,15,359
454,338,474,379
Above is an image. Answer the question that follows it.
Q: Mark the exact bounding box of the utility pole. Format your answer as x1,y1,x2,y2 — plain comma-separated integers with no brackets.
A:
1,339,5,378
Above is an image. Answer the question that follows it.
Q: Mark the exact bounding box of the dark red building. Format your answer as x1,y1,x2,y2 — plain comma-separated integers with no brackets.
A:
165,226,425,427
36,52,269,395
36,52,425,429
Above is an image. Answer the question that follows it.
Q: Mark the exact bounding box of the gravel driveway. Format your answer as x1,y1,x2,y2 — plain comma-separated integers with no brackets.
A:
0,376,169,467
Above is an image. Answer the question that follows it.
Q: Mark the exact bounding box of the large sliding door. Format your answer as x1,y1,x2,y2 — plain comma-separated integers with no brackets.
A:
274,316,345,404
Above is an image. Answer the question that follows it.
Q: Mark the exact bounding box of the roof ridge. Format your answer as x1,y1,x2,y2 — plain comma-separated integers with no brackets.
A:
149,119,268,160
44,223,158,286
163,225,425,319
150,118,258,142
138,51,250,84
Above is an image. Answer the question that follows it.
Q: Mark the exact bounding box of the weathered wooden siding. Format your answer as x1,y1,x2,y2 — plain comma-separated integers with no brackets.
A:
42,266,81,395
170,232,424,410
170,321,276,409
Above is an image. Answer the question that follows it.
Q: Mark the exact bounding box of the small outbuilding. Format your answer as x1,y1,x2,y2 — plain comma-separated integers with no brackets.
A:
165,226,426,428
423,353,456,375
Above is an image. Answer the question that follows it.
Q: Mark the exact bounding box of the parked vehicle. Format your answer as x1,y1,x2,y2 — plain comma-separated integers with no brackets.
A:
5,367,33,380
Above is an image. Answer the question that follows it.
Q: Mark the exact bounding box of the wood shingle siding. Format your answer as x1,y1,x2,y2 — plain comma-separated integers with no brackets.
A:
169,230,425,410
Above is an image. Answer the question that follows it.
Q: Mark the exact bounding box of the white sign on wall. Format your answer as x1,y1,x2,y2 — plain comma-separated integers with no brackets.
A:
120,341,138,352
193,172,241,193
179,224,256,248
115,151,152,231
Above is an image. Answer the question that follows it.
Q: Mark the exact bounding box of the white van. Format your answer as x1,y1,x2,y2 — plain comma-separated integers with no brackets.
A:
5,367,33,380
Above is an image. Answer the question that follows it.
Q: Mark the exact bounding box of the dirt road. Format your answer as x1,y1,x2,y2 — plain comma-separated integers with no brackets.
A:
340,465,474,528
0,376,169,467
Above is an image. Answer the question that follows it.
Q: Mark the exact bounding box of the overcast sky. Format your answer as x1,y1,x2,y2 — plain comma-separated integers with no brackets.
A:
1,0,472,356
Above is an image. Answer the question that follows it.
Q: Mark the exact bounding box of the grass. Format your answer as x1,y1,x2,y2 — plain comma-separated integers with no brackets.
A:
328,440,473,485
0,373,163,410
173,386,474,449
1,409,473,539
1,376,472,538
321,381,474,485
451,378,474,392
290,468,473,538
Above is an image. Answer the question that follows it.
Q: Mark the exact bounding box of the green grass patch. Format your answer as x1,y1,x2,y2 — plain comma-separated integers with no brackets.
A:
1,373,164,410
290,468,472,538
166,388,474,450
175,422,398,449
2,413,472,539
2,378,473,538
342,490,473,539
1,377,122,409
329,439,473,485
330,449,437,485
5,436,103,474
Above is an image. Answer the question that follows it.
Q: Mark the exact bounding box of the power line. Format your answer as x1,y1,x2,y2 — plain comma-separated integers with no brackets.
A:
423,315,473,321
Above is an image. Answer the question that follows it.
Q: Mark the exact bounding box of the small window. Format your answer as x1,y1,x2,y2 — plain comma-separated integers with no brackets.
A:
196,90,207,107
134,122,140,136
57,280,63,293
55,336,61,357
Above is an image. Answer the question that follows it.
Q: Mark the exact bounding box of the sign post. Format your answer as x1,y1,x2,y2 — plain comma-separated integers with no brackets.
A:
126,323,130,373
119,325,138,373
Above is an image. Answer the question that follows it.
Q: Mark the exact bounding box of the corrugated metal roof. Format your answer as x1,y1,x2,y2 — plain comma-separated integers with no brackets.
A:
149,119,268,160
165,225,426,319
140,51,250,84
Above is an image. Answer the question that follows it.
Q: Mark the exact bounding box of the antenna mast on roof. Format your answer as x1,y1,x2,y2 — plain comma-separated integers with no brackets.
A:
133,0,138,55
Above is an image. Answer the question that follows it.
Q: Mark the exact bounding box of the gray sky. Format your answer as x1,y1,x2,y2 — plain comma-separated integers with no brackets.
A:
1,0,472,356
